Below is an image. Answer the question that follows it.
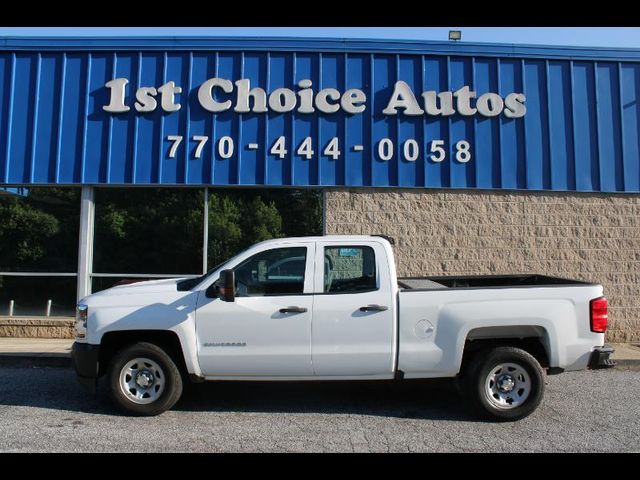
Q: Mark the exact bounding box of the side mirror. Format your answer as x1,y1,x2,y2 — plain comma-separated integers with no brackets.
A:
218,269,235,302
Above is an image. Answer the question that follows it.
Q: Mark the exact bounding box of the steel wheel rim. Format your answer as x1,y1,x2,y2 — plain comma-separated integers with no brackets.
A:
484,362,531,410
119,357,165,405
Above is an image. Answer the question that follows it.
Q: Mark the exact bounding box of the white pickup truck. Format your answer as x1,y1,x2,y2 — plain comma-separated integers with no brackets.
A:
72,235,614,420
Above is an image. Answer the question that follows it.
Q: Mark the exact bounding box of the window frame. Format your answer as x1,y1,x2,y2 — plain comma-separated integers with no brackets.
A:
230,245,310,298
92,186,206,277
0,186,82,316
200,241,316,296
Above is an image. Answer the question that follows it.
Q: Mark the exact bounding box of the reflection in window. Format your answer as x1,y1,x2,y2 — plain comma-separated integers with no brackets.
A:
0,188,80,317
93,188,204,275
0,188,80,272
206,189,322,270
324,246,377,293
0,276,76,316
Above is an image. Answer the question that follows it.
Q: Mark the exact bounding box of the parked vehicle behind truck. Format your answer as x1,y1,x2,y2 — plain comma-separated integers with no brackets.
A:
72,235,614,420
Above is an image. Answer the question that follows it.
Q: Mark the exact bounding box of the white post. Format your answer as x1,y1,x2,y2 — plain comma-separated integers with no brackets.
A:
46,299,52,317
77,186,95,302
8,300,14,317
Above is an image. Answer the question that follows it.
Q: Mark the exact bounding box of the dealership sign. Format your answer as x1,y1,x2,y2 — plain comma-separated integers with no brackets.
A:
101,77,527,170
104,78,527,118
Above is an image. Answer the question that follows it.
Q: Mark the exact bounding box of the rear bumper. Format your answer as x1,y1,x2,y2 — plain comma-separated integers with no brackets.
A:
588,344,616,369
71,342,100,394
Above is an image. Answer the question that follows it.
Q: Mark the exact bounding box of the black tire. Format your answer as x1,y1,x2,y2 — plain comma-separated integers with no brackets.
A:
464,346,545,422
108,342,183,416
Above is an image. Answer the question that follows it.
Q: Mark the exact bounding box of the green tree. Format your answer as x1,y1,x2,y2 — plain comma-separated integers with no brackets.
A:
207,192,285,268
0,197,59,268
204,189,323,269
0,188,80,296
267,190,322,238
93,188,204,274
0,188,81,272
241,195,283,244
207,192,243,268
23,188,80,272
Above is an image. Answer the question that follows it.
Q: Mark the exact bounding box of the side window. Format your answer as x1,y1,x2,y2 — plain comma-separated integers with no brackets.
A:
233,247,307,297
324,246,377,293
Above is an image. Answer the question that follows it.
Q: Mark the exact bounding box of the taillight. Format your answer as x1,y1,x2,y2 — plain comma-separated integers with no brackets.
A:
590,297,608,333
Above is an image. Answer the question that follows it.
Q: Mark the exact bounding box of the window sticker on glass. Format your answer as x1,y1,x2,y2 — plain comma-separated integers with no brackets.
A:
339,248,360,257
258,260,268,282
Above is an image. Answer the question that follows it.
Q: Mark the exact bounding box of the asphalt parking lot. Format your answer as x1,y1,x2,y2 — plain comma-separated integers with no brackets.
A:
0,366,638,452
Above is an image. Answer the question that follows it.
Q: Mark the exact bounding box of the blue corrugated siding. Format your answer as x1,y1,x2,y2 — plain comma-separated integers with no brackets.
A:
0,38,639,192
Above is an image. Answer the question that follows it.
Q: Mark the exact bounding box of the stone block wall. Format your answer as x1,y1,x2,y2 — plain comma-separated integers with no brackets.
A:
0,317,75,338
325,189,640,342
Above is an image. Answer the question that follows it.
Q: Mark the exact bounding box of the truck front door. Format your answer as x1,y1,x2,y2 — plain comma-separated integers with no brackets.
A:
195,243,315,377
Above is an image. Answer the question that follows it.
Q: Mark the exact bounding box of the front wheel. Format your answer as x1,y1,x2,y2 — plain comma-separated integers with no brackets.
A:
464,346,545,421
108,342,183,416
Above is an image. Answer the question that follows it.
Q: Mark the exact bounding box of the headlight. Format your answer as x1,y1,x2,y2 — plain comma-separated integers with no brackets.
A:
75,304,88,339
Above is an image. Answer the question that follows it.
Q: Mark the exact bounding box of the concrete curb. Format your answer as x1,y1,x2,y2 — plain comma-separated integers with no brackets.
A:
610,359,640,369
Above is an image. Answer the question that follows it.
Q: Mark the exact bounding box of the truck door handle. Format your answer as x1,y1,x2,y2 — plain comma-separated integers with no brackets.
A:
279,306,308,314
359,304,388,312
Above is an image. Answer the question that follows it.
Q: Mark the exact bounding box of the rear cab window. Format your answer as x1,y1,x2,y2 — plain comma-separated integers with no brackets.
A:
323,246,377,293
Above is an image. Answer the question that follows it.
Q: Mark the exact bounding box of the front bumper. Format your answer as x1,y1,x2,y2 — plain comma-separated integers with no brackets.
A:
71,342,100,394
588,344,616,369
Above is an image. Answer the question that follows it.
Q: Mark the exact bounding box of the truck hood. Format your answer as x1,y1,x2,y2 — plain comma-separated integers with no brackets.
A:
88,277,185,298
81,277,199,338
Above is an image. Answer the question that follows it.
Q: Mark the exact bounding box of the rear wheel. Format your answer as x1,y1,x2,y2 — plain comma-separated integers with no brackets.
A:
108,342,183,416
464,346,545,421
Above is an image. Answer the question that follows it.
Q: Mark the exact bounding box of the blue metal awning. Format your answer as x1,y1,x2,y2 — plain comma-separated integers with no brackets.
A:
0,37,639,192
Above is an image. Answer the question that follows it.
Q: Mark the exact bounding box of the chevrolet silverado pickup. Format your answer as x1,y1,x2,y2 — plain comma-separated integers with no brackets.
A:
71,235,614,420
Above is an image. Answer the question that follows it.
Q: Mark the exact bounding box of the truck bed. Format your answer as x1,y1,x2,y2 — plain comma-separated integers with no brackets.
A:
398,274,595,290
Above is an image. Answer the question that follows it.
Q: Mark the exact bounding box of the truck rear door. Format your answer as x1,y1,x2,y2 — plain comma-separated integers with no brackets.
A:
311,241,396,377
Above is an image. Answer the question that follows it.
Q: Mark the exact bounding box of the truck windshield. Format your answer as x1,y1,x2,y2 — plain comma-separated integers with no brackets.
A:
176,260,228,291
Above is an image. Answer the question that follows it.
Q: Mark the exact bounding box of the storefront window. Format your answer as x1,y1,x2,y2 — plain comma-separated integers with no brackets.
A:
0,188,80,317
0,276,76,317
0,188,80,272
93,188,205,275
207,189,322,269
0,187,322,308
